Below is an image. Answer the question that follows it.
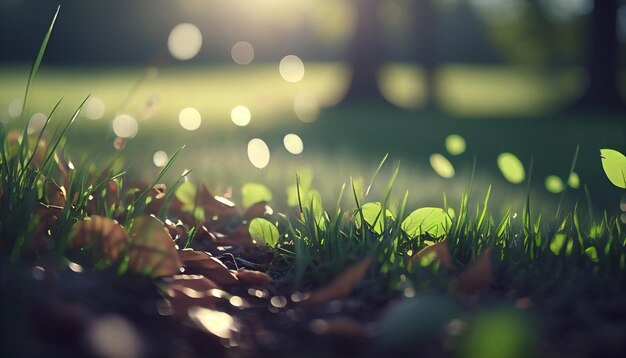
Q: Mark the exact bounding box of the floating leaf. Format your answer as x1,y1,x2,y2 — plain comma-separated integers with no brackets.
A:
128,215,182,277
301,257,372,308
455,247,493,295
355,202,394,235
68,215,128,263
430,153,455,178
241,182,272,208
402,207,452,239
410,240,454,270
248,218,279,247
600,149,626,188
545,176,564,194
497,153,525,184
445,134,466,155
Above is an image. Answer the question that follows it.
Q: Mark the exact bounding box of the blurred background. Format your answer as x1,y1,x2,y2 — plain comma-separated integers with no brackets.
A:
0,0,624,216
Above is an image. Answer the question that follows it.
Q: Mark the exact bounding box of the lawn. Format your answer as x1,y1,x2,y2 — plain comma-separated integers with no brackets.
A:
2,61,626,358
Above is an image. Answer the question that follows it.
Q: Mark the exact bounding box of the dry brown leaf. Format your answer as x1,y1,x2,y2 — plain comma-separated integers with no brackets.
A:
301,257,372,308
164,274,222,317
128,215,182,277
410,240,455,270
197,183,239,219
178,249,212,263
244,201,272,221
182,255,239,286
68,215,128,263
46,182,66,208
455,247,493,295
236,269,273,287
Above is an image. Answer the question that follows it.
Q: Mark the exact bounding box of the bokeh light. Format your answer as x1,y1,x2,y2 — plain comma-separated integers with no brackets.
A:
231,41,255,65
87,315,142,358
248,138,270,169
188,307,236,339
112,114,138,138
430,153,455,178
279,55,305,83
545,175,565,193
27,113,47,135
179,107,202,131
8,99,22,118
168,23,203,61
84,97,105,120
497,153,525,184
445,134,466,155
153,151,169,167
293,93,320,123
230,105,251,126
283,134,304,154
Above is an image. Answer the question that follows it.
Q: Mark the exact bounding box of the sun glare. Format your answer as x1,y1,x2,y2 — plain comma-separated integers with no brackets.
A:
231,41,255,65
179,107,202,131
231,105,251,126
248,138,270,169
279,55,305,83
113,114,138,138
168,23,203,61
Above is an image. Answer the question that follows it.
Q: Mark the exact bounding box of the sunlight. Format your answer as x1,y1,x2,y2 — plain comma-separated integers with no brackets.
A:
153,151,169,167
84,97,105,120
87,316,143,358
178,107,202,131
188,306,236,339
112,114,138,138
231,105,251,126
293,93,320,123
168,23,203,61
248,138,270,169
283,134,304,155
279,55,305,83
8,99,22,118
231,41,255,65
27,113,46,135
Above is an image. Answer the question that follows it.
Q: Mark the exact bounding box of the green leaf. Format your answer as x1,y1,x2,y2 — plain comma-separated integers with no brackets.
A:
241,182,272,208
600,149,626,188
584,247,598,262
249,218,280,247
175,181,197,211
401,207,452,239
355,202,394,235
497,152,525,184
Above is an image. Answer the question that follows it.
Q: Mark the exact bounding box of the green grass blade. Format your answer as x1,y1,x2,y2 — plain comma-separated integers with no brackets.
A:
21,6,60,119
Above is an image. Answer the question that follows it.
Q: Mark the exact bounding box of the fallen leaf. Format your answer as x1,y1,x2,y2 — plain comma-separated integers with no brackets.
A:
163,274,222,317
178,249,212,263
455,247,493,295
301,257,372,308
46,182,66,208
182,255,239,286
68,215,128,263
244,201,273,221
236,269,273,287
410,240,455,270
128,215,182,277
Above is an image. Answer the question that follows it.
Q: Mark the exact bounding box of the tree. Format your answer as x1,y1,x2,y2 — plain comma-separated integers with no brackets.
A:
342,0,389,104
413,0,438,109
574,0,624,109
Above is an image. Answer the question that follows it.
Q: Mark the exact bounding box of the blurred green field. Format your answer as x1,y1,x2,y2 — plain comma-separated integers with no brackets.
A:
0,63,623,216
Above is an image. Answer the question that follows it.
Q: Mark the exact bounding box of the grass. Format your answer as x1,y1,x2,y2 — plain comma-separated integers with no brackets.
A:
2,11,626,357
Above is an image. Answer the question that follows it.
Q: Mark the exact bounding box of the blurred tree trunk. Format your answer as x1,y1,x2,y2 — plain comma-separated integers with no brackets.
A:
574,0,624,109
342,0,389,104
414,0,438,109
